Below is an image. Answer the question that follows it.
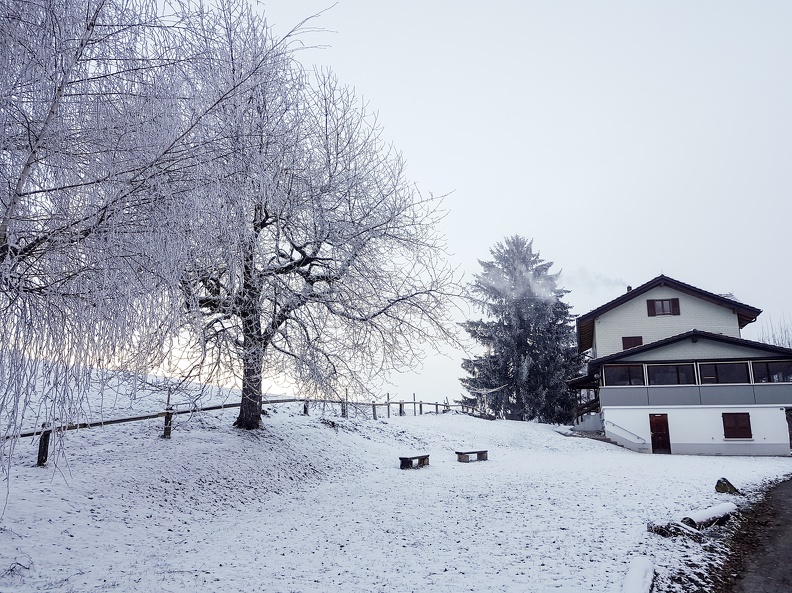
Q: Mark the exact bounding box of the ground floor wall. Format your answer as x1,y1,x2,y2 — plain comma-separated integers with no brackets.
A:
574,412,604,432
602,405,791,455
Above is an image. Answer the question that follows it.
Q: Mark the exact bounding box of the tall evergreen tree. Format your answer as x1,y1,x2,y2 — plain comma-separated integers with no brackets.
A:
460,236,581,423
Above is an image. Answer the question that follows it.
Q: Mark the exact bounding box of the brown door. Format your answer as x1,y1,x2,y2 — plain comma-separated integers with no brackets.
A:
649,414,671,454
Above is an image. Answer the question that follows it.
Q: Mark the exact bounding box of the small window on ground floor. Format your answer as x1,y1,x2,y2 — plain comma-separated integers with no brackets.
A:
603,364,645,386
722,412,752,439
647,364,697,385
699,362,750,384
752,360,792,383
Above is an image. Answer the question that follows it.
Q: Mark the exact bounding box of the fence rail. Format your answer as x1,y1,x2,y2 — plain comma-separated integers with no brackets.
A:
11,396,465,441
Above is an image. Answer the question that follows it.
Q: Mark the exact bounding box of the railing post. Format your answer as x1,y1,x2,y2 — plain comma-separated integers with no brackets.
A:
372,401,377,420
37,423,51,466
162,407,173,439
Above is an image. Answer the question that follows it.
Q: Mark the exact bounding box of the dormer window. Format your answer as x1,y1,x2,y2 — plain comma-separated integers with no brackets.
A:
647,298,680,317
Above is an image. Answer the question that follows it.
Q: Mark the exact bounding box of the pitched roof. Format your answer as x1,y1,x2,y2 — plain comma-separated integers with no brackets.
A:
575,275,762,353
587,329,792,367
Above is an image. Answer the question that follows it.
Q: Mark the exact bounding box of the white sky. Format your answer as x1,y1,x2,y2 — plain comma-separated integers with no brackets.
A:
260,1,792,402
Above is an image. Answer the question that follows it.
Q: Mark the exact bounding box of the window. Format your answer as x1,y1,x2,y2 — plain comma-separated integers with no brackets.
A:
647,364,696,385
699,362,749,384
604,365,645,386
722,413,752,439
647,298,680,317
622,336,643,350
752,361,792,383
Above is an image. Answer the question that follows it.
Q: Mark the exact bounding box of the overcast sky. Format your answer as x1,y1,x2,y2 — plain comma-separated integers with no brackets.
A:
261,1,792,402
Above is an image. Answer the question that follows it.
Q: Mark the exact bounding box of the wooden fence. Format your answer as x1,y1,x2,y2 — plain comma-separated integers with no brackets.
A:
11,394,472,465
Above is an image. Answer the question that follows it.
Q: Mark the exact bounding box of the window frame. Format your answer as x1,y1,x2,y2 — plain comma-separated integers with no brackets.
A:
603,364,645,386
646,363,697,386
646,298,680,317
752,360,792,383
699,362,750,384
621,336,643,350
722,412,752,439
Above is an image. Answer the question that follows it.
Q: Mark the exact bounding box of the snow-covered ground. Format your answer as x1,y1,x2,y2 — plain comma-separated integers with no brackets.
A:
1,401,791,593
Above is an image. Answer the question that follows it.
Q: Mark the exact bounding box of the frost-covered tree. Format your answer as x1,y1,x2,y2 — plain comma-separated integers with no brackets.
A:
172,5,458,429
0,0,198,449
0,0,311,448
459,236,580,423
0,0,458,443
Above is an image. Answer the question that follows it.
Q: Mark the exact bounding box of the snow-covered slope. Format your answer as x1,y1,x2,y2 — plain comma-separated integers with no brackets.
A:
1,404,790,592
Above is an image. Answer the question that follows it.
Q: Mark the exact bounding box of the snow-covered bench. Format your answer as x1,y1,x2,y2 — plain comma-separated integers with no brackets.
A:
455,450,488,462
399,454,429,469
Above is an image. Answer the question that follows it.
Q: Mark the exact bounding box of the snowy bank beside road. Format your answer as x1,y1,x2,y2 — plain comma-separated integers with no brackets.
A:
1,405,790,593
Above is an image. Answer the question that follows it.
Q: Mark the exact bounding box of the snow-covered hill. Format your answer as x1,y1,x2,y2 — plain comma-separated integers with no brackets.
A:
2,403,790,592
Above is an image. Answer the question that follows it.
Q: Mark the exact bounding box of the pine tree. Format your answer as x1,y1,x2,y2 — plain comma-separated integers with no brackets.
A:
460,236,581,423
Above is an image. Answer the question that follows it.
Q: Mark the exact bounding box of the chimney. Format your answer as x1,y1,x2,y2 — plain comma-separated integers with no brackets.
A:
626,285,632,292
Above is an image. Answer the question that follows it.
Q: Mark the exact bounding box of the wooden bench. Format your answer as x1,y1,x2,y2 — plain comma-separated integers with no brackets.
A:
455,450,488,462
399,454,429,469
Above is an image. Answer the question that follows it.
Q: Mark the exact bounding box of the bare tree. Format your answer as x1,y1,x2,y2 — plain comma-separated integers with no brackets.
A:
0,0,191,453
758,316,792,349
0,0,458,447
179,17,459,428
0,0,307,451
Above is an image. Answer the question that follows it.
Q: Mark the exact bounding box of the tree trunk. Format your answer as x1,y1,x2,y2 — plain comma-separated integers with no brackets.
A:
235,345,263,429
235,247,264,430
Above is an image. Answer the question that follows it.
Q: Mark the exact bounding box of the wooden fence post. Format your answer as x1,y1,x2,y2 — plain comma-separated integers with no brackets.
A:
435,403,439,414
372,401,377,420
419,402,423,415
162,408,173,439
303,399,309,416
342,390,348,418
413,393,416,416
399,401,404,416
37,423,51,466
387,393,391,418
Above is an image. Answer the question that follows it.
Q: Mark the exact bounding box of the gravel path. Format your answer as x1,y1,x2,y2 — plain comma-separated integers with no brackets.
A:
711,478,792,593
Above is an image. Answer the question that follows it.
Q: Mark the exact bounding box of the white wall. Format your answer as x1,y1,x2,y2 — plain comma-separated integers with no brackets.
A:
603,405,790,455
594,286,741,358
617,337,777,362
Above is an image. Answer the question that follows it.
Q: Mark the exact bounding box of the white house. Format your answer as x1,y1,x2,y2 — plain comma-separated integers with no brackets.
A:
570,275,792,455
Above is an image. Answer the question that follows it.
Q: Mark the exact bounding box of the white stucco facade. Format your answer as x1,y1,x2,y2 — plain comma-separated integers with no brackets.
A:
592,286,741,359
602,405,790,456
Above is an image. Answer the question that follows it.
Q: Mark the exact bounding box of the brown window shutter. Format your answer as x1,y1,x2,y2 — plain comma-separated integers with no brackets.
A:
671,298,680,315
622,336,643,349
723,413,752,439
647,300,656,316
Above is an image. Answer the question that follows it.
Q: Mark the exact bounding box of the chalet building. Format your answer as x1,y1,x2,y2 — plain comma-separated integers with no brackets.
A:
570,275,792,455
